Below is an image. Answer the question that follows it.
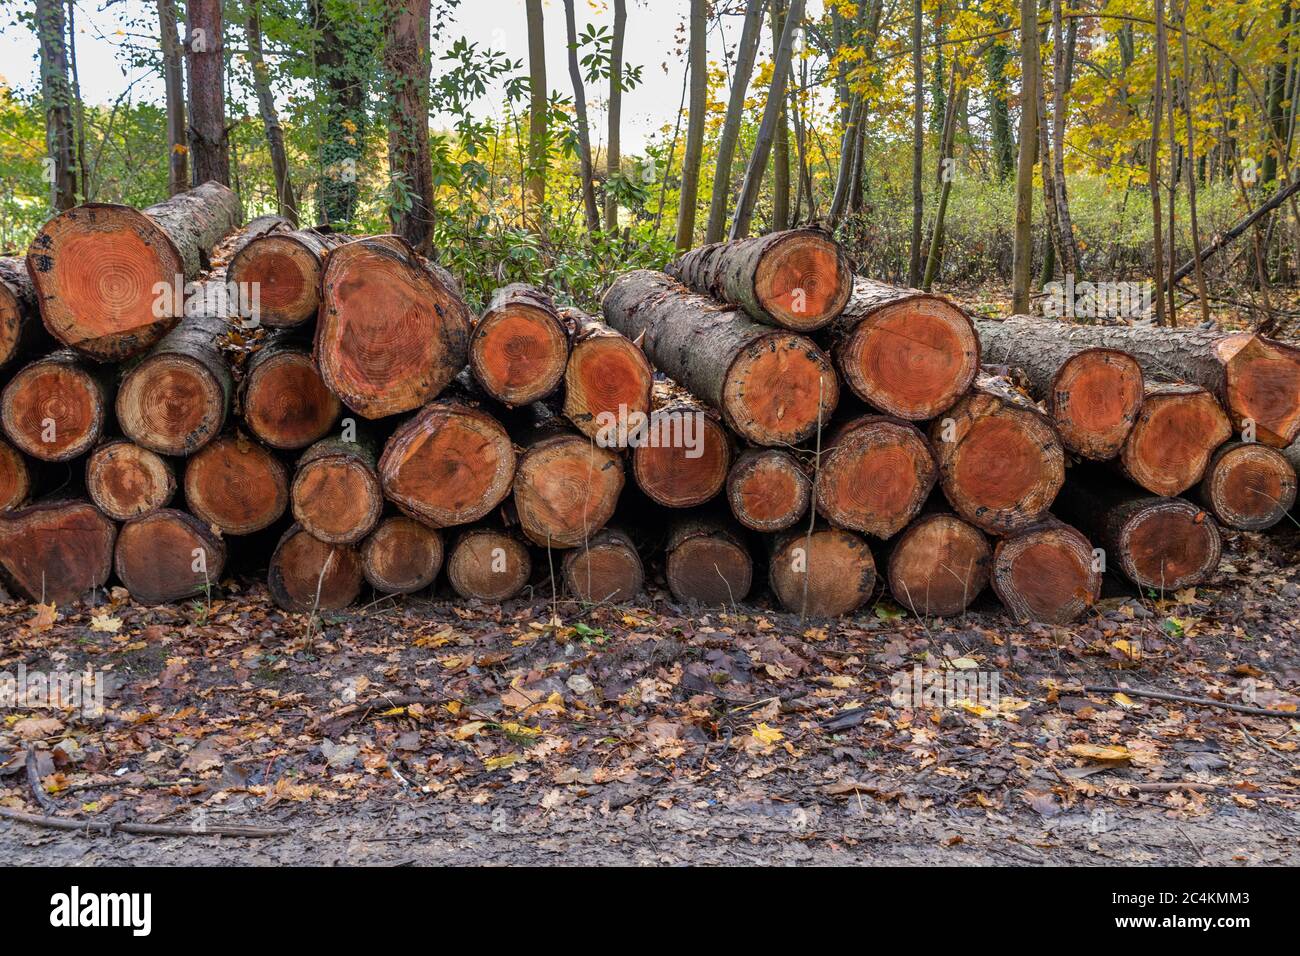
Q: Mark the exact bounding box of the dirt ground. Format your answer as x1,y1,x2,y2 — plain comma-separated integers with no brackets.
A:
2,524,1299,867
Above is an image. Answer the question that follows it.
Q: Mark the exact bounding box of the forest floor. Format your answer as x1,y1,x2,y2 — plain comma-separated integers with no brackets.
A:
1,522,1299,866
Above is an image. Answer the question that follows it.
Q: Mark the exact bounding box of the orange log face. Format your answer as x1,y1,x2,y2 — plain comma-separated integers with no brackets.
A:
1051,349,1144,459
722,333,839,446
726,448,810,531
1121,387,1232,496
1,359,104,461
0,285,24,366
514,436,623,547
86,441,175,520
227,236,317,328
769,528,876,617
470,307,568,405
816,418,936,538
563,335,654,442
563,534,643,604
992,525,1100,625
115,510,226,605
243,350,340,450
838,299,979,420
666,536,752,606
753,231,852,331
0,501,115,603
269,526,363,611
631,413,730,508
1200,443,1296,531
292,455,381,544
0,439,29,510
446,530,531,601
117,356,225,455
888,514,990,617
361,517,443,594
185,435,288,535
1216,332,1300,447
1119,500,1221,591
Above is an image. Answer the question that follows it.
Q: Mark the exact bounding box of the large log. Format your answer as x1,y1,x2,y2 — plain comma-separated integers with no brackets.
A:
184,433,289,535
769,525,876,617
470,284,570,405
558,306,654,443
225,226,345,328
0,438,30,511
0,256,53,369
360,516,443,594
1197,441,1296,531
445,526,531,602
379,400,515,528
26,181,242,361
315,237,470,418
0,498,115,603
240,334,341,450
664,516,753,606
602,270,838,446
267,523,363,612
832,278,979,421
816,414,936,537
1118,382,1231,496
1,350,110,461
85,439,176,520
975,317,1144,459
561,527,644,603
291,435,383,544
666,227,852,331
511,415,624,548
928,375,1065,534
990,519,1101,625
725,447,811,531
980,315,1300,447
630,387,731,508
114,508,227,604
886,513,990,618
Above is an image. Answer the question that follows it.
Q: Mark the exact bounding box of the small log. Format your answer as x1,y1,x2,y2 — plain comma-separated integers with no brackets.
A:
990,519,1100,625
267,522,363,612
240,334,341,450
469,284,570,405
184,433,289,535
602,270,838,446
1119,382,1232,497
630,387,731,508
26,181,242,361
664,516,753,606
379,400,515,528
85,439,176,520
445,526,532,602
0,498,116,603
559,306,654,443
1,350,110,461
225,226,345,328
816,415,937,538
315,237,470,418
291,434,383,544
726,447,811,532
928,375,1066,534
0,438,30,510
561,527,644,603
832,278,980,420
886,513,990,617
0,256,53,369
512,417,624,548
360,515,443,594
769,525,876,617
666,227,852,331
1197,441,1296,531
114,508,227,604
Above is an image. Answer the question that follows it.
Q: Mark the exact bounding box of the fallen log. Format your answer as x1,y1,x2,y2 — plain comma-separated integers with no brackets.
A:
114,508,227,604
558,306,654,443
832,278,979,421
928,375,1065,534
1118,382,1232,497
1197,441,1296,531
85,439,176,520
445,526,532,602
666,227,852,331
267,523,363,612
225,225,345,328
26,181,242,361
511,417,624,548
360,516,443,594
0,498,116,603
240,334,341,450
886,512,990,618
1,350,110,461
378,400,515,528
630,388,731,508
0,256,52,369
291,435,383,544
315,237,470,419
975,318,1144,459
0,438,30,510
990,519,1101,625
561,526,644,603
470,284,570,405
816,415,936,538
725,447,811,532
769,525,876,617
602,270,838,447
185,433,289,535
664,516,753,606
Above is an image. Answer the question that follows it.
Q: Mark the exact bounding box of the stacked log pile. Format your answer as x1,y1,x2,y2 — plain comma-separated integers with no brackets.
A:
2,196,1294,623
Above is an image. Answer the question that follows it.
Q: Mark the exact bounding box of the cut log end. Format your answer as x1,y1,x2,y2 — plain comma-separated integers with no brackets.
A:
226,235,319,328
470,304,568,406
514,434,623,547
446,529,531,602
769,527,876,617
0,500,116,603
753,230,852,331
1051,348,1144,459
1121,385,1232,497
243,347,341,449
361,517,443,594
118,354,225,456
664,521,752,606
817,417,936,538
1216,332,1300,447
185,435,289,535
1199,442,1297,531
267,524,363,612
0,439,30,510
292,452,382,545
1,355,105,461
722,333,839,446
115,509,227,605
562,528,644,603
991,522,1100,625
1115,498,1222,592
563,332,654,442
887,514,990,618
726,448,810,532
86,441,175,520
631,412,730,508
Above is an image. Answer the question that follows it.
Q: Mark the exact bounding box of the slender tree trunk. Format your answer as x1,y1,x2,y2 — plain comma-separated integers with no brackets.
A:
384,0,434,253
65,0,87,201
563,0,600,233
676,0,708,250
1011,0,1039,313
605,0,627,231
987,18,1016,181
704,0,766,242
1158,0,1178,324
1179,0,1211,325
312,0,368,224
247,0,298,223
828,98,862,226
908,0,924,286
185,0,231,187
1049,0,1079,276
33,0,77,210
772,0,791,232
524,0,547,223
1150,0,1167,325
922,69,959,290
158,0,188,196
1264,2,1291,184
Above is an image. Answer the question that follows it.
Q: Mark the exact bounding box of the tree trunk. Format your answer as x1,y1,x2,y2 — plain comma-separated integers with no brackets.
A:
601,270,838,447
1197,441,1296,531
667,227,852,332
987,24,1016,181
184,432,289,535
0,257,53,370
85,440,176,521
1177,0,1211,325
185,0,231,186
990,518,1100,624
704,0,767,243
887,512,990,618
563,0,600,233
226,226,344,329
1149,0,1166,326
664,516,753,606
816,415,937,538
34,0,77,211
1119,382,1232,497
267,522,363,611
0,439,31,511
361,515,443,594
315,237,470,419
247,0,299,224
0,498,115,603
290,434,383,543
470,284,570,405
241,334,342,449
384,0,434,253
675,0,708,250
630,385,731,508
27,180,242,361
511,411,624,548
908,0,923,286
158,0,188,196
604,0,627,231
115,507,227,604
828,98,863,226
562,526,643,603
771,0,791,232
312,0,370,225
445,525,531,602
558,306,654,443
768,524,875,617
1048,0,1079,276
1011,0,1039,313
831,278,979,421
725,447,810,531
1,350,109,461
524,0,547,221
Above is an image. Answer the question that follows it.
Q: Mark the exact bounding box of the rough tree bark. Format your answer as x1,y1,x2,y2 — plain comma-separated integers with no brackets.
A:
675,0,708,250
158,0,188,196
247,0,298,223
384,0,434,253
34,0,77,210
185,0,231,186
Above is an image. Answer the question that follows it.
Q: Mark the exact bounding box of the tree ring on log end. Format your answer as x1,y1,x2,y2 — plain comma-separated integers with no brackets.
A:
515,435,623,547
632,412,729,508
291,453,381,544
722,333,838,446
86,441,174,520
726,448,810,531
1201,443,1296,531
666,534,752,606
1,357,105,461
118,354,226,455
769,527,876,617
753,230,852,331
991,523,1099,625
470,304,568,405
446,529,531,601
1051,348,1144,459
1121,386,1232,497
186,435,289,535
115,509,227,605
243,349,341,450
1215,332,1300,447
361,517,443,594
562,531,644,604
1117,499,1222,591
562,334,654,442
816,417,936,537
227,235,318,328
888,514,990,618
268,525,362,612
0,439,30,510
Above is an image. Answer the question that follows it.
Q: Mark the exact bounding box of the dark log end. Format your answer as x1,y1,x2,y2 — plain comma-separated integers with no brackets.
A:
1121,386,1232,496
1199,443,1297,531
243,348,341,449
446,529,531,601
631,412,729,508
1051,348,1144,459
1117,498,1222,591
514,434,623,547
86,440,175,520
817,417,936,537
267,524,363,612
769,527,875,617
561,528,644,603
185,434,289,535
888,514,990,617
115,508,226,605
361,516,443,594
665,522,752,606
1,356,105,461
0,499,115,603
726,448,810,532
118,355,225,455
991,522,1099,625
722,333,838,445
